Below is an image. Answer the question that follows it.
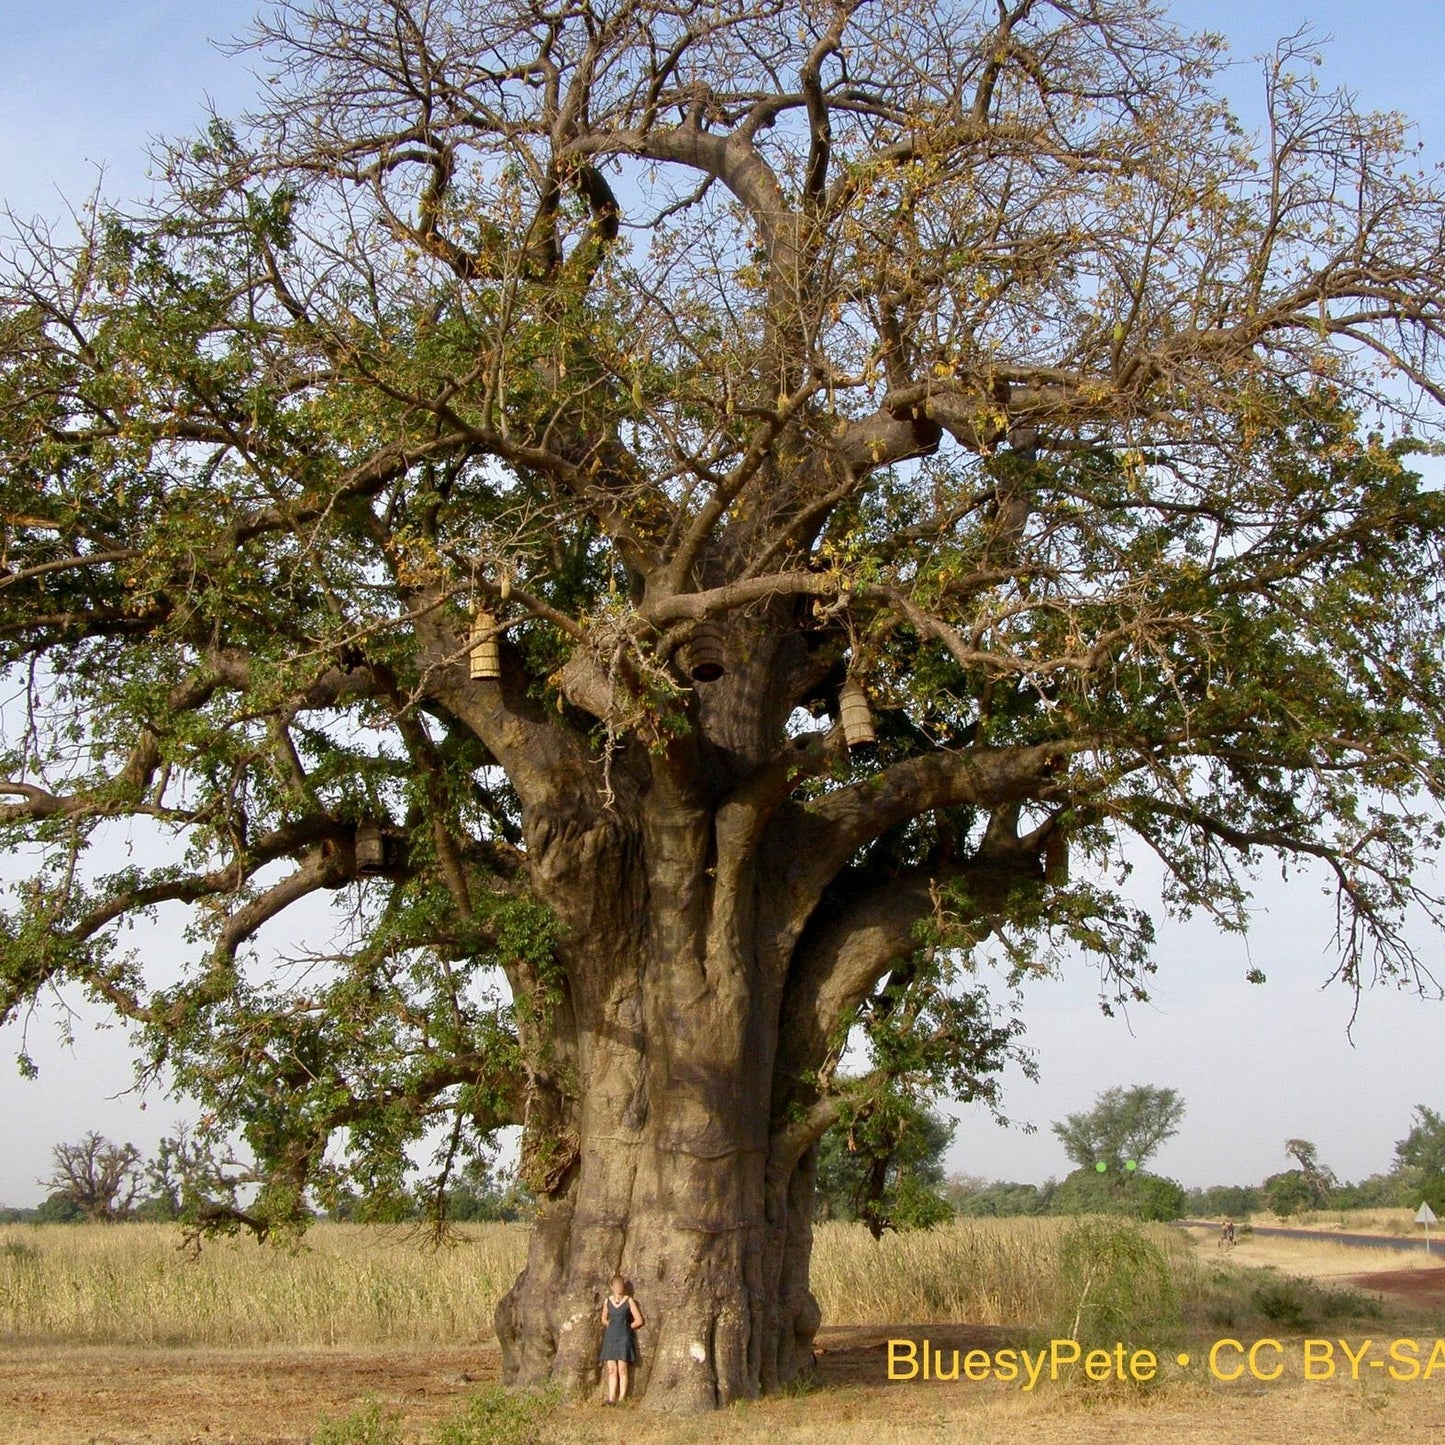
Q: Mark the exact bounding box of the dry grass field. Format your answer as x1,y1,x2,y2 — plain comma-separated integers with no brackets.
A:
0,1216,1176,1348
1179,1222,1442,1281
0,1220,527,1347
1243,1207,1426,1237
1,1217,1443,1442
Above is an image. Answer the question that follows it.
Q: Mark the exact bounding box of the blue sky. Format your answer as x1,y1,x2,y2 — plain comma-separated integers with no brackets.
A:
1,1,1444,1207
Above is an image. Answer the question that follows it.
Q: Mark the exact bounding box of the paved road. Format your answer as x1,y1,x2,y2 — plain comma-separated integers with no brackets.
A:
1179,1219,1437,1254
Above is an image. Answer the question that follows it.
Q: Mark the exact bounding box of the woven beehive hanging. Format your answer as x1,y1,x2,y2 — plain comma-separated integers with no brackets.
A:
1044,830,1069,885
355,822,387,875
468,610,501,680
838,678,876,749
683,620,725,682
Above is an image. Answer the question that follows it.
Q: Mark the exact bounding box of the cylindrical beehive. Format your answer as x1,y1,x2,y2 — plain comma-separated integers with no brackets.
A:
355,822,387,875
469,611,501,680
1044,830,1069,885
684,620,725,682
838,678,876,749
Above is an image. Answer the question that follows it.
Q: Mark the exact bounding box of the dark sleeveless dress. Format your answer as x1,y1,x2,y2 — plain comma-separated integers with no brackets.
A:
600,1295,638,1362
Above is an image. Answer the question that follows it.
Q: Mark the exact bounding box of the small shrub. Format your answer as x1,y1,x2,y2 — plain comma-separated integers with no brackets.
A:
1197,1264,1244,1328
1251,1276,1382,1331
312,1399,403,1445
1252,1277,1316,1330
1053,1218,1179,1347
1323,1286,1383,1322
430,1386,560,1445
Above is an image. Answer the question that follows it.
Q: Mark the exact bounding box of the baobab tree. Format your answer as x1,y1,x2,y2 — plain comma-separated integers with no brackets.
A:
4,0,1445,1411
1285,1137,1337,1207
41,1133,142,1222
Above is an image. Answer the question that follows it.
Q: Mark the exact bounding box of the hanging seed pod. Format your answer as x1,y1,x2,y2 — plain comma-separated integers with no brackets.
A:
469,610,502,680
838,679,876,749
684,620,725,682
355,822,387,875
499,571,512,602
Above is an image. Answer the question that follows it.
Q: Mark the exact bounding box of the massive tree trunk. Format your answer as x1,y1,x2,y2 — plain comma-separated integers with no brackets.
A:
492,726,819,1405
479,623,1049,1411
493,917,819,1410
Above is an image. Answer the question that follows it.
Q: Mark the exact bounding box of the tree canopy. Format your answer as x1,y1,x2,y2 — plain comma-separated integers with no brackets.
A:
1396,1106,1445,1177
4,0,1445,1409
1394,1105,1445,1212
1052,1084,1186,1178
813,1079,954,1238
40,1132,142,1223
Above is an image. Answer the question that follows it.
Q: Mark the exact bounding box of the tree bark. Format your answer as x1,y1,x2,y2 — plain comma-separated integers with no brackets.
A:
471,611,1049,1410
490,740,845,1409
492,964,811,1405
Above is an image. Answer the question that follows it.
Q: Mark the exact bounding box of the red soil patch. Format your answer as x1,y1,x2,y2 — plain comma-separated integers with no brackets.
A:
1347,1266,1445,1305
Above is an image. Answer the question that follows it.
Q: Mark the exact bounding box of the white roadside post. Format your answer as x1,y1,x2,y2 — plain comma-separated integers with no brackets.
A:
1416,1201,1438,1254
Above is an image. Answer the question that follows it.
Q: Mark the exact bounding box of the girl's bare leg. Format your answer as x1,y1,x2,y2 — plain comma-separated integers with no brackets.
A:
618,1361,630,1403
605,1360,619,1403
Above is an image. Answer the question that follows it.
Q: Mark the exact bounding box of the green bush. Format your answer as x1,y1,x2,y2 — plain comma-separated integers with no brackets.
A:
430,1386,559,1445
1048,1168,1183,1220
1053,1218,1179,1348
1250,1276,1382,1332
1047,1168,1117,1215
1262,1170,1314,1217
1131,1174,1186,1222
312,1399,403,1445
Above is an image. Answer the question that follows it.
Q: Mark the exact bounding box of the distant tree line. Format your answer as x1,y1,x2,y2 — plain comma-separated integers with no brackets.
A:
10,1098,1441,1232
934,1085,1189,1223
944,1103,1445,1222
812,1083,1191,1231
0,1129,532,1228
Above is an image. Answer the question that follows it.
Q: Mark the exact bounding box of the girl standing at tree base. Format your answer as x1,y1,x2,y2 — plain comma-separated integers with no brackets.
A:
599,1274,644,1404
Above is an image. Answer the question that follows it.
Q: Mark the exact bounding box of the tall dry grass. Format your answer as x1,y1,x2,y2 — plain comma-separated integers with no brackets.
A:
0,1216,1204,1348
811,1217,1196,1327
1250,1206,1418,1235
0,1222,528,1347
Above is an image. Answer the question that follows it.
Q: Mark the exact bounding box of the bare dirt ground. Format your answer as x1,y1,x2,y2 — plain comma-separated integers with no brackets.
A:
4,1330,1445,1445
5,1252,1445,1443
7,1321,1445,1444
1347,1267,1445,1306
0,1342,494,1443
